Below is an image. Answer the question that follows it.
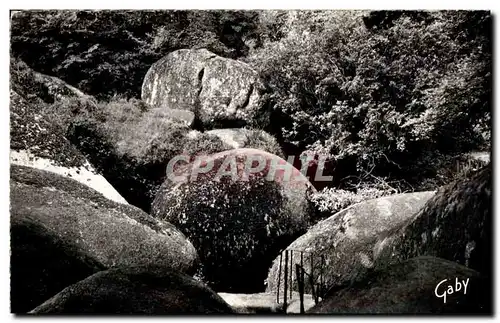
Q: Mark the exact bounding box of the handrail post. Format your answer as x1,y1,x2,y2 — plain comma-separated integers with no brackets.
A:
296,264,305,314
289,250,293,300
300,252,304,313
320,254,325,299
277,251,283,304
309,253,318,304
283,250,289,312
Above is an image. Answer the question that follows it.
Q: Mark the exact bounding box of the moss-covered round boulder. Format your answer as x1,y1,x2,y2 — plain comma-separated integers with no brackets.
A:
10,165,198,313
151,148,317,292
30,266,235,314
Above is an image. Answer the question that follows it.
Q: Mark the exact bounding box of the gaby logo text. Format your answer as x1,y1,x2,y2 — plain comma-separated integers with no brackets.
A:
434,278,470,304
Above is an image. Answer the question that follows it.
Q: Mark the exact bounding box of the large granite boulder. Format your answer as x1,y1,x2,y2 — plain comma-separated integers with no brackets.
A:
30,266,235,314
375,164,492,277
141,49,270,130
308,256,491,314
265,191,435,295
10,89,127,204
151,148,317,292
10,165,198,313
10,11,254,99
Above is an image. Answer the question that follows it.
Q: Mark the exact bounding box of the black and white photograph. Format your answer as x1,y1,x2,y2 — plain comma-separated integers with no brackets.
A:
6,5,494,316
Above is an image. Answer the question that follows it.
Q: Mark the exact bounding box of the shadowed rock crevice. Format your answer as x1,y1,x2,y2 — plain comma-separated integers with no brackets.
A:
240,83,254,112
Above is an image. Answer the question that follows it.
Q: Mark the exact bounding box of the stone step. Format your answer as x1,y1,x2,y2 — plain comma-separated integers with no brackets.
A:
218,292,320,314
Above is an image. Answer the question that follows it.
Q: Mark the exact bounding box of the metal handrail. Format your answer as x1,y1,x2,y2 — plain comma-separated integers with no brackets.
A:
275,249,327,313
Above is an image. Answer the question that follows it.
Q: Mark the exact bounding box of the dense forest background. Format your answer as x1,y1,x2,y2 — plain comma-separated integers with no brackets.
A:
10,10,491,214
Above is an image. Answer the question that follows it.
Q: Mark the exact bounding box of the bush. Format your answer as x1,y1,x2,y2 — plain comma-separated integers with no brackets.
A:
45,95,191,163
246,10,491,189
244,128,284,157
310,183,397,215
182,132,233,159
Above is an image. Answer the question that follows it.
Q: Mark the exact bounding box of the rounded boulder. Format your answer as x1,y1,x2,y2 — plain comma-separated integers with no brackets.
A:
308,256,490,314
265,191,435,295
10,165,199,313
375,164,492,277
141,49,270,130
151,148,317,292
30,266,235,314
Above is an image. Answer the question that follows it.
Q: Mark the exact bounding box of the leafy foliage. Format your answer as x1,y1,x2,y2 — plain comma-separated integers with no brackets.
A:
310,184,396,216
10,10,262,99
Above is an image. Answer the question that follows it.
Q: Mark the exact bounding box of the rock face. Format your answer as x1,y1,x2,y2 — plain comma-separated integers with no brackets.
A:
151,148,317,292
10,72,127,204
375,165,492,277
265,191,435,295
308,256,491,314
10,58,88,104
10,165,199,313
30,266,235,314
142,49,270,130
149,106,196,127
10,90,86,169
